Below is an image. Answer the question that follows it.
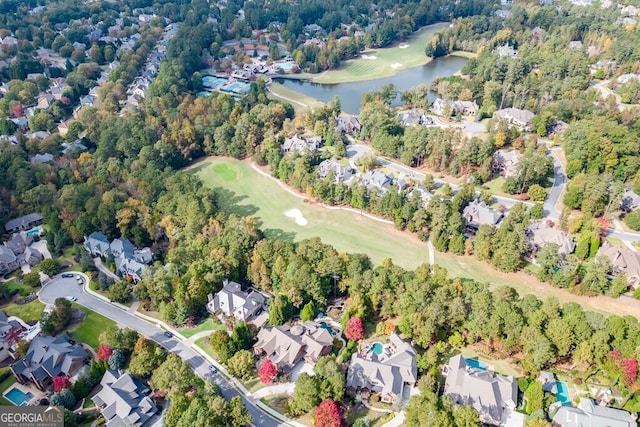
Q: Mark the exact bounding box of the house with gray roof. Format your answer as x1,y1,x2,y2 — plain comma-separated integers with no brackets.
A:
493,108,535,131
346,333,417,403
432,99,479,117
10,334,89,391
281,134,322,156
254,321,333,373
443,354,518,426
93,370,158,427
597,241,640,289
620,189,640,212
84,233,152,282
463,200,503,231
206,279,266,323
493,149,522,178
360,170,392,195
0,246,19,276
84,232,111,257
318,159,355,183
335,116,361,134
407,186,434,206
31,153,54,164
527,221,576,257
537,371,557,394
0,311,26,363
0,232,42,275
495,44,518,58
552,398,636,427
4,213,43,233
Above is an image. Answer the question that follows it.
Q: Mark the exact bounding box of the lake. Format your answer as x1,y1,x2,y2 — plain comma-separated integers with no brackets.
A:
275,55,468,114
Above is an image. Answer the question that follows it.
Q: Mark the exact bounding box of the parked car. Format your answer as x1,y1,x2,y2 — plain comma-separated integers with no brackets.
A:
163,331,172,338
61,273,74,278
208,365,217,374
65,296,77,302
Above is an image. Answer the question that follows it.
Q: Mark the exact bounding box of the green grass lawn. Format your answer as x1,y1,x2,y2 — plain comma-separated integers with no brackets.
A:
242,376,266,393
195,337,219,361
312,22,450,84
69,305,117,350
0,375,17,406
191,158,430,270
178,318,227,338
268,82,326,113
1,300,45,322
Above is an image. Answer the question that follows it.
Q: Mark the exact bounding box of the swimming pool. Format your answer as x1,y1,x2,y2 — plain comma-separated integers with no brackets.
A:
371,342,384,355
319,321,334,335
465,358,488,370
26,229,39,236
556,381,571,406
5,387,33,406
276,62,295,71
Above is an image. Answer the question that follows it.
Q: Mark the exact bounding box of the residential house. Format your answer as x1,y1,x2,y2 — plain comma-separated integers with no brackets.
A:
31,153,54,164
493,149,522,178
92,370,158,427
0,311,26,363
407,186,434,206
254,322,333,373
552,398,636,427
360,170,392,195
57,122,69,136
0,247,18,276
5,232,33,255
4,213,43,233
206,279,266,323
620,189,640,212
596,241,640,289
10,334,89,391
83,233,153,281
463,200,503,231
493,108,535,131
537,371,558,394
527,221,576,257
432,99,479,116
442,354,518,426
335,116,362,134
495,44,518,58
281,134,322,155
10,117,28,129
37,94,55,110
318,159,355,183
549,120,569,135
346,333,417,403
84,232,111,257
62,141,88,155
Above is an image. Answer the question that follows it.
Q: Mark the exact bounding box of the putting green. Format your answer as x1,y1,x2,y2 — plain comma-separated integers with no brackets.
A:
192,157,430,270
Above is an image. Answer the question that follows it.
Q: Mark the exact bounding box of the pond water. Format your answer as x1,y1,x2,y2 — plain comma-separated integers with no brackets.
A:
275,55,468,114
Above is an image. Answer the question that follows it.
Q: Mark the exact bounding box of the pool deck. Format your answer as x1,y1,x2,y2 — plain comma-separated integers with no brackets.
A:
3,382,45,406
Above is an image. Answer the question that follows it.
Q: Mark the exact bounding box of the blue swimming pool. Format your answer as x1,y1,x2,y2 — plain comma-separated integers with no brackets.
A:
465,358,488,370
5,387,33,406
276,62,295,71
26,229,39,236
556,381,571,406
371,342,384,355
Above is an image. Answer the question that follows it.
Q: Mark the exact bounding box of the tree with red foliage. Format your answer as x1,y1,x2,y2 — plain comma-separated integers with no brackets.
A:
315,399,342,427
345,317,364,341
621,358,638,386
258,359,277,384
53,376,72,393
12,104,24,118
97,345,113,362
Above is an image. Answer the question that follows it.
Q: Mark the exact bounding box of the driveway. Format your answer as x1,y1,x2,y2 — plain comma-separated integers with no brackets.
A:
39,276,283,427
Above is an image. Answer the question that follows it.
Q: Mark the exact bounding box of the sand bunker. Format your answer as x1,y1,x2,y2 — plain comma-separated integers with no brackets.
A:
390,62,403,69
361,54,378,60
285,209,308,226
398,44,410,49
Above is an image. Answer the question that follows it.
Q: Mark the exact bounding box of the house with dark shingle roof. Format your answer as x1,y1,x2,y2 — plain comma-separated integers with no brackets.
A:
93,370,158,427
463,200,503,231
346,333,417,403
84,232,111,257
597,241,640,289
10,334,89,391
281,134,322,156
206,279,266,323
493,108,535,131
4,213,43,233
0,311,26,363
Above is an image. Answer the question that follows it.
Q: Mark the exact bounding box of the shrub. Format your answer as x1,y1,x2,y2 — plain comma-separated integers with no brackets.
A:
50,389,76,409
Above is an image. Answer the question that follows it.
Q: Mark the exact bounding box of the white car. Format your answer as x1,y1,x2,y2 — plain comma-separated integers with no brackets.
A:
65,296,77,302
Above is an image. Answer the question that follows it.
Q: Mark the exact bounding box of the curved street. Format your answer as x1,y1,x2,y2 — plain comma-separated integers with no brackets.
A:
38,275,284,427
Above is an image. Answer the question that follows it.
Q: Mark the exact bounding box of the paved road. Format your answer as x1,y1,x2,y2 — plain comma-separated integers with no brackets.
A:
39,276,282,427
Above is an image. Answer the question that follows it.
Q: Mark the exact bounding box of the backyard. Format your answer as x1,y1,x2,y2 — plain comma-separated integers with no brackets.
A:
178,318,226,338
312,22,451,84
191,158,430,270
1,300,45,323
